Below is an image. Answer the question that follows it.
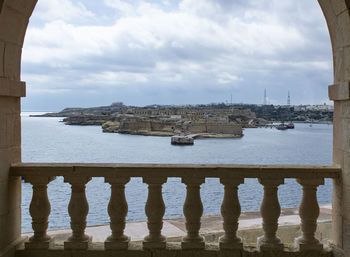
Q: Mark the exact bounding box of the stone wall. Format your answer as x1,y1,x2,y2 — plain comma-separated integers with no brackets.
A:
104,117,243,136
187,122,242,135
0,97,22,252
0,0,38,255
207,123,242,135
150,121,176,133
119,120,152,133
322,0,350,255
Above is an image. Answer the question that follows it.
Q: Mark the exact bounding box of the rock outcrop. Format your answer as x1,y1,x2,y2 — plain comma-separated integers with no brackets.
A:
63,115,110,125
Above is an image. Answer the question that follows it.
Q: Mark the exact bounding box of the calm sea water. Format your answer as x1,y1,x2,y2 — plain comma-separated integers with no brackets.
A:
21,113,333,232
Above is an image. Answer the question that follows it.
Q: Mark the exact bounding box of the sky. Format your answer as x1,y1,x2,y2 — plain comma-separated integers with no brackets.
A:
21,0,333,111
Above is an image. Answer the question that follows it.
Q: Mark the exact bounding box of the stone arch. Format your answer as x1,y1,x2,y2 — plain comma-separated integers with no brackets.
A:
0,0,350,255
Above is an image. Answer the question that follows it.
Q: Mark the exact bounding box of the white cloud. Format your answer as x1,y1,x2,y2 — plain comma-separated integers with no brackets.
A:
217,72,242,84
33,0,94,22
82,71,149,86
22,0,332,107
104,0,135,16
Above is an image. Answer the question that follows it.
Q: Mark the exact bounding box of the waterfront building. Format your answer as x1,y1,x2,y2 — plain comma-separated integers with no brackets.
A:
0,1,350,257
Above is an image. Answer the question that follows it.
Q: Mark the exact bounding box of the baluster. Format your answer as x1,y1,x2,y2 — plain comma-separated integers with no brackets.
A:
219,178,244,250
143,177,167,249
64,176,92,250
257,178,284,251
24,176,55,249
181,177,205,249
105,177,130,250
295,178,324,251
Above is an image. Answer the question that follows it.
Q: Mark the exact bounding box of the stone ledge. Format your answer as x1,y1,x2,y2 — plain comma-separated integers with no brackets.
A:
329,82,350,100
0,78,25,97
14,242,333,257
0,236,27,257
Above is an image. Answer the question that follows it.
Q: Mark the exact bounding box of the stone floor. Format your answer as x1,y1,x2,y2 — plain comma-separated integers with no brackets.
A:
22,204,332,244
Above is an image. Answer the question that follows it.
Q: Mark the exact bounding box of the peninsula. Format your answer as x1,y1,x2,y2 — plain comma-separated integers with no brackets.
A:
32,102,333,137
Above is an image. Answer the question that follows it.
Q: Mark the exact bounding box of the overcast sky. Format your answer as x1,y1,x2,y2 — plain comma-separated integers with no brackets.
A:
21,0,333,111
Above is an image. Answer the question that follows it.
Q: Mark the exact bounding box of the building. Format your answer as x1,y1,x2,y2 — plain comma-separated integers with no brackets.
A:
0,1,350,257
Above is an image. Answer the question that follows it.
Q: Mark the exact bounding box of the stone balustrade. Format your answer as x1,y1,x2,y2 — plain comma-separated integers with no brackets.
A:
11,163,340,255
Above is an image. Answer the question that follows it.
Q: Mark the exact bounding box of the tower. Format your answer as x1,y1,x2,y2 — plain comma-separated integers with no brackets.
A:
263,89,267,105
287,91,291,106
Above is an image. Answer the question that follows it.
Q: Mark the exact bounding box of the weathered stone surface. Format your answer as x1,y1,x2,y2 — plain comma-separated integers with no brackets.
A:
329,82,350,100
10,163,340,180
0,40,4,78
0,5,28,45
333,47,345,84
102,117,243,137
333,117,350,153
102,121,120,132
0,96,20,114
4,0,37,18
0,78,25,97
333,0,348,15
0,177,21,215
344,46,350,81
14,246,333,257
337,10,350,48
332,178,343,248
3,42,22,80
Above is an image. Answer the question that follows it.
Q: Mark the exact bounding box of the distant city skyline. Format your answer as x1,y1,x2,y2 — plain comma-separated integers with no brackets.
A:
21,0,333,111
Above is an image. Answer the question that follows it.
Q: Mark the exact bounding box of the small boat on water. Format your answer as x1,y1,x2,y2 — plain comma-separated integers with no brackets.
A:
286,122,295,129
276,123,288,130
171,135,194,145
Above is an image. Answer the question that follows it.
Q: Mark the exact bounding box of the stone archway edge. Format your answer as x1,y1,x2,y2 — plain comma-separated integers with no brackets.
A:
0,78,25,97
329,82,350,100
346,0,350,10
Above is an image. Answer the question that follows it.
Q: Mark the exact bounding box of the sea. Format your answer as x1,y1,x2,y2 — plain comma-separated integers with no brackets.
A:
21,112,333,232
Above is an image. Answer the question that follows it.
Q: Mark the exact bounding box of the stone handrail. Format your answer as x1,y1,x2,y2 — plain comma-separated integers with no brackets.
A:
11,163,340,252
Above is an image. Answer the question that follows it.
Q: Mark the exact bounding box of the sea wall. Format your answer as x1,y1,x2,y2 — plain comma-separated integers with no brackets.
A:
207,123,242,134
102,118,243,137
119,119,152,133
150,120,177,133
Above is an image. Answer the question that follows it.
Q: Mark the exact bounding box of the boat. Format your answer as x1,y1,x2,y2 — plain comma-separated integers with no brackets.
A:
286,122,295,129
276,123,288,130
171,135,194,145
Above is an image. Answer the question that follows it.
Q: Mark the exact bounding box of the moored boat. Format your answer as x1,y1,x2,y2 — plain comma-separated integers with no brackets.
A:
276,123,288,130
286,122,295,129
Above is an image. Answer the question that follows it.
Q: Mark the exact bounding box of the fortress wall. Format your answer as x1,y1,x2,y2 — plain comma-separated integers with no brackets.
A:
119,120,151,132
150,121,176,132
188,123,207,133
206,123,242,134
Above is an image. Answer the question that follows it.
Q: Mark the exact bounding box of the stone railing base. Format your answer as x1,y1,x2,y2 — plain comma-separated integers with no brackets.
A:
15,242,333,257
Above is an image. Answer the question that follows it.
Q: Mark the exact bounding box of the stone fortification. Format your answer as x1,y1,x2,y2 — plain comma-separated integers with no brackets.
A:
102,115,243,137
62,115,110,125
35,103,269,137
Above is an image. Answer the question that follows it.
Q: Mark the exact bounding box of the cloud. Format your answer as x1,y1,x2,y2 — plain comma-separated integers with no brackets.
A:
217,73,243,85
22,0,333,109
104,0,135,15
33,0,94,22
